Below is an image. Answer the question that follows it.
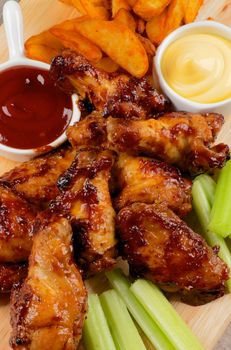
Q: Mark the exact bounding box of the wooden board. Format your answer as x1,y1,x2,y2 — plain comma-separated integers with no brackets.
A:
1,0,231,349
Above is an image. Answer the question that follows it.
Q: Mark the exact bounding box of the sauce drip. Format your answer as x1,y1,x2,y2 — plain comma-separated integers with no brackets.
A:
0,66,72,149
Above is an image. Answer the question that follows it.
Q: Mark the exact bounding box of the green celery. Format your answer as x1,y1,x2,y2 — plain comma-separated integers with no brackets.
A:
83,294,116,350
100,289,146,350
106,269,174,350
131,280,204,350
192,176,231,291
209,160,231,237
193,174,216,207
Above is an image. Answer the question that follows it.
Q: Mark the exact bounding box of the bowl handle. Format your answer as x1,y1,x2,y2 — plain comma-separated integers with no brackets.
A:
3,1,25,60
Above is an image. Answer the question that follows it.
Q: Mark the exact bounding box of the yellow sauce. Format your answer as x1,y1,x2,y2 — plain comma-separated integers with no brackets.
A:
161,33,231,103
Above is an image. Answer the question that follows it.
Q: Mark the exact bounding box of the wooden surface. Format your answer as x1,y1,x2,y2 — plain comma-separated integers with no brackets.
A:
1,0,231,349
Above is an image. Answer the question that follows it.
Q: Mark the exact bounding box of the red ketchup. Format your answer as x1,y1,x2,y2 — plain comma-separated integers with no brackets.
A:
0,66,72,149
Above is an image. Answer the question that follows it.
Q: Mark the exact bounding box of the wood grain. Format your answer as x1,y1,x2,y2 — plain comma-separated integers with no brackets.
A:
0,1,231,349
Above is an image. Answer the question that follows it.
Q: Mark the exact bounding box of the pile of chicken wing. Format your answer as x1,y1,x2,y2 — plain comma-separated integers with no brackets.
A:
0,50,230,349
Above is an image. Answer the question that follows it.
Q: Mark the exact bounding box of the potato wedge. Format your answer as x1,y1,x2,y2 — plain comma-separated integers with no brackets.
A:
114,8,136,32
25,44,60,64
51,28,102,62
79,0,109,19
112,0,131,18
74,18,148,77
133,0,170,21
94,57,119,72
146,10,167,44
25,31,63,51
164,0,184,37
137,34,156,56
51,17,88,32
71,0,87,14
183,0,203,23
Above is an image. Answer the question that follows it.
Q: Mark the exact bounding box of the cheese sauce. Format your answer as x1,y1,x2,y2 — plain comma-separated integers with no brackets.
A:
161,33,231,104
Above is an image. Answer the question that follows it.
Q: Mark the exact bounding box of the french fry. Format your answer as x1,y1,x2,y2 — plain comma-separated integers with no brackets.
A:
164,0,185,37
133,0,170,21
51,28,102,62
25,31,63,51
112,0,131,18
74,18,149,77
94,57,119,72
71,0,87,14
25,44,60,64
137,34,156,56
146,10,167,44
79,0,109,20
114,8,136,32
183,0,203,24
136,18,145,34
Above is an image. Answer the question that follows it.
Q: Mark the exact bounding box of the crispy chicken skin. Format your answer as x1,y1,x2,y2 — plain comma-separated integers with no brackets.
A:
50,50,169,119
0,144,75,207
117,203,229,305
10,218,87,350
0,185,36,263
67,112,107,149
68,112,229,174
48,149,117,275
0,263,27,293
113,153,192,216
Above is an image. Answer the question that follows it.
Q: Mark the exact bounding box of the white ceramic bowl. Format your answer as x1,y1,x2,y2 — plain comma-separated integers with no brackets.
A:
0,1,80,162
155,21,231,115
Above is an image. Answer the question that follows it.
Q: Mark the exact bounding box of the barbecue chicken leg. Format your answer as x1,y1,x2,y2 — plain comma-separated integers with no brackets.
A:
48,149,117,275
0,185,36,264
50,50,169,119
0,144,75,208
113,153,192,215
117,203,229,305
68,112,229,174
10,217,87,350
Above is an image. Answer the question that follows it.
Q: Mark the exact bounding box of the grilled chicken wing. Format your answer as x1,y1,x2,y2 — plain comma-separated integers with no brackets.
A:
50,50,169,119
0,185,36,263
0,263,27,293
113,153,192,215
0,144,75,208
10,217,87,350
117,203,229,305
48,149,117,275
68,112,229,174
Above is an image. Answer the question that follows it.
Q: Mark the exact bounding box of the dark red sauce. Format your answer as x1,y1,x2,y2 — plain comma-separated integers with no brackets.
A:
0,66,72,149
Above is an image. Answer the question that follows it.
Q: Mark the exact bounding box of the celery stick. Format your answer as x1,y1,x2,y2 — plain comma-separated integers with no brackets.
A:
83,294,116,350
192,177,231,291
209,160,231,237
106,269,174,350
131,280,204,350
100,289,146,350
193,174,216,207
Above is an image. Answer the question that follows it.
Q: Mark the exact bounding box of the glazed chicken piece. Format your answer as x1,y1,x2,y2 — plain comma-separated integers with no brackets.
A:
10,217,87,350
0,263,27,293
68,112,229,174
117,203,229,305
113,153,192,215
50,50,169,119
48,149,117,275
0,144,75,208
0,185,36,264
